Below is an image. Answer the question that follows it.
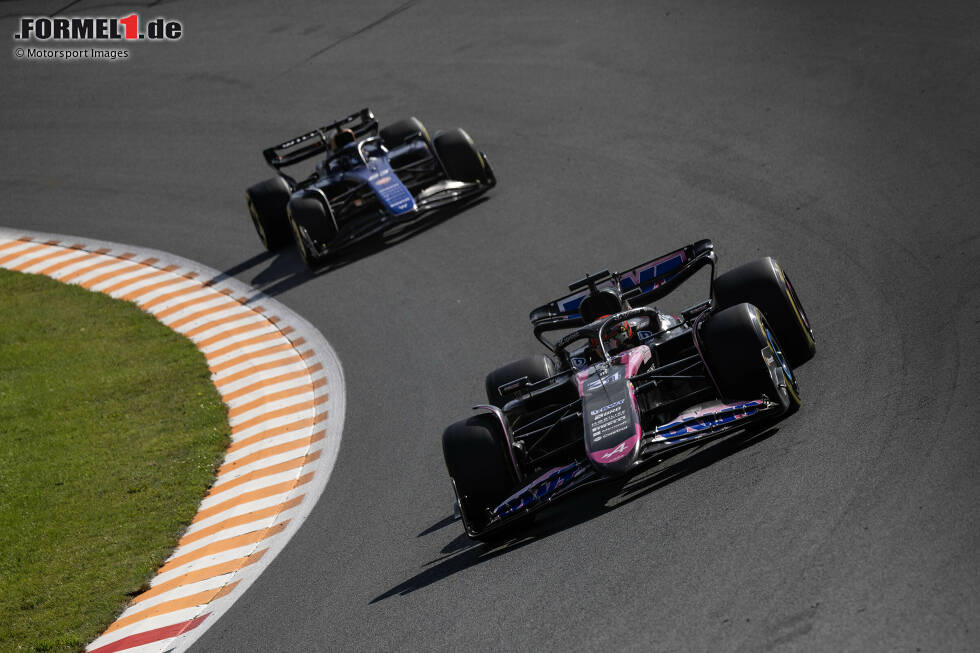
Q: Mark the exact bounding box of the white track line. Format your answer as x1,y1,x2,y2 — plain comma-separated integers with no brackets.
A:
0,229,345,653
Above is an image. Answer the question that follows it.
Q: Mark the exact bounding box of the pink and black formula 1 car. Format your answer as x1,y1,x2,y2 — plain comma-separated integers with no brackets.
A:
442,240,815,540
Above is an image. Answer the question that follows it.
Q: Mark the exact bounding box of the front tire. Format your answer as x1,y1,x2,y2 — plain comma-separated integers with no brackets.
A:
433,128,490,183
380,117,431,149
713,257,815,366
485,354,556,408
443,413,517,538
701,302,801,415
286,196,338,269
246,177,293,251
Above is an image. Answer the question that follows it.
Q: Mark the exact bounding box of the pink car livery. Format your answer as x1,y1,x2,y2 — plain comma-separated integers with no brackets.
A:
442,240,816,540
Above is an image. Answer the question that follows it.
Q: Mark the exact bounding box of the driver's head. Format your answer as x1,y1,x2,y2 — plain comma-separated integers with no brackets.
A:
604,319,634,355
590,318,634,358
330,128,355,150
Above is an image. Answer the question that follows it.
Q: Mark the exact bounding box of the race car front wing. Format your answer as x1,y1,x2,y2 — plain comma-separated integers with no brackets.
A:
454,395,782,539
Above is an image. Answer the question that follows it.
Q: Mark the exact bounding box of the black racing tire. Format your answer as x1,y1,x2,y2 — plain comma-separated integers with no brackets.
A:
443,413,517,537
286,195,338,269
380,117,430,149
485,354,556,408
713,257,815,367
701,303,801,415
433,128,489,183
246,177,293,251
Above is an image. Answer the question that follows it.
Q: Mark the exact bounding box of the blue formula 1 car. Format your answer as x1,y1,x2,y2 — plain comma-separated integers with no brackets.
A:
442,240,816,540
246,108,495,268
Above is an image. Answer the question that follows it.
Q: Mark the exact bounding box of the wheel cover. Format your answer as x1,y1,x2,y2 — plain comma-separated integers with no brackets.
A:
763,326,800,405
290,218,313,265
248,196,269,248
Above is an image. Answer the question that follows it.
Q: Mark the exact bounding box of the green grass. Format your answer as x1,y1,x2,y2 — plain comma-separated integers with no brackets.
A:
0,268,230,653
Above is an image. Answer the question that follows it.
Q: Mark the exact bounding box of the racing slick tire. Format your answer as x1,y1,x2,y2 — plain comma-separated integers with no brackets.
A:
443,413,518,538
286,195,338,269
485,354,556,408
380,117,431,149
246,177,293,251
701,302,801,416
713,257,815,367
433,128,490,184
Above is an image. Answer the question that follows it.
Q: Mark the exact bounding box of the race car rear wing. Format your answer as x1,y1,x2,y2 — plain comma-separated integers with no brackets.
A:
529,239,716,349
262,108,378,169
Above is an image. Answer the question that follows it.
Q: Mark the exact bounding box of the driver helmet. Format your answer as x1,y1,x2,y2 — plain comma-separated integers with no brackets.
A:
604,319,634,354
590,317,634,357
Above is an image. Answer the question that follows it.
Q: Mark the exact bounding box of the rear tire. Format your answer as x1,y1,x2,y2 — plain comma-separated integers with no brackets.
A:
485,354,556,408
433,128,489,183
701,303,801,415
713,257,815,367
246,177,293,251
286,196,338,269
443,413,517,537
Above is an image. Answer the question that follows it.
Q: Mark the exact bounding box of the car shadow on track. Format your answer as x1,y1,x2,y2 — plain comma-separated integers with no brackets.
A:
370,424,781,604
222,197,488,299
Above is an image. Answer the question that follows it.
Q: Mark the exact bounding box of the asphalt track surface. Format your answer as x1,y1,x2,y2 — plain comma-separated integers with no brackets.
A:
2,1,978,651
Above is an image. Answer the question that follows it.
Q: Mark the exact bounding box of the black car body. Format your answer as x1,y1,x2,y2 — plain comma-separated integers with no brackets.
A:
442,240,816,539
246,108,495,267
